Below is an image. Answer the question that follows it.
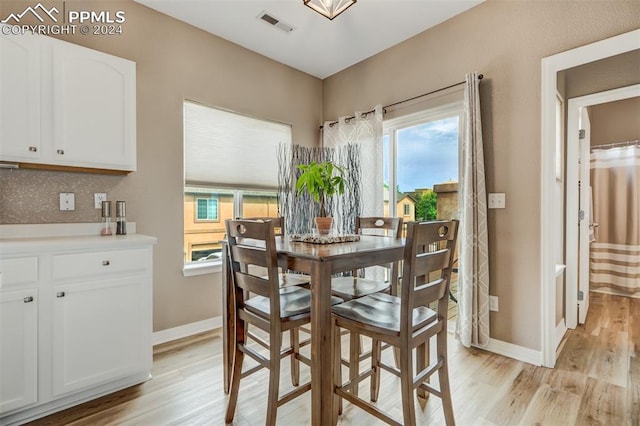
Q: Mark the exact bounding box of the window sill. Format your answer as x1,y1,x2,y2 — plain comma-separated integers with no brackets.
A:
183,260,222,277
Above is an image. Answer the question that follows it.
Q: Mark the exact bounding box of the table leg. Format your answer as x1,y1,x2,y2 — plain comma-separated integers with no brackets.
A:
310,260,334,426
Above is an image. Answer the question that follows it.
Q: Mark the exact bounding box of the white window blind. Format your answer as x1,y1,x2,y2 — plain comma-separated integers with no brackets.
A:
184,101,291,189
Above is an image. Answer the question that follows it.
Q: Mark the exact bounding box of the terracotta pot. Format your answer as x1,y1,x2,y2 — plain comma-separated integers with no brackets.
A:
314,217,333,235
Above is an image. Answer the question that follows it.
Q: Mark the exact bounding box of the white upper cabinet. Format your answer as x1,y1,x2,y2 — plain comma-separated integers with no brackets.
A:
0,28,41,161
51,40,136,171
0,28,136,172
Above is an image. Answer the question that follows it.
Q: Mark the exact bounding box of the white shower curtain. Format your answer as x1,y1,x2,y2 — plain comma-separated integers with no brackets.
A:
590,145,640,297
323,105,384,233
456,72,490,348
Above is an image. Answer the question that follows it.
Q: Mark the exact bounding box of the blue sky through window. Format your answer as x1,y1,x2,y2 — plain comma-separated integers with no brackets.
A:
384,116,459,192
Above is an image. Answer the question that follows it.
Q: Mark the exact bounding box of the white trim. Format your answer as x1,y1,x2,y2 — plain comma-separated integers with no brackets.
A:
182,260,222,277
473,338,542,366
153,316,222,346
0,372,150,425
555,320,567,350
540,29,640,368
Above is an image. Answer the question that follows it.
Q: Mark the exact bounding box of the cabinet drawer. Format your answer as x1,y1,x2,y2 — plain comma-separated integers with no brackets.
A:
0,257,39,287
52,249,147,280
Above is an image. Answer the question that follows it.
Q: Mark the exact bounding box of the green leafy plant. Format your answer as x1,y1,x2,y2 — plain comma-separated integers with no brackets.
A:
295,161,346,217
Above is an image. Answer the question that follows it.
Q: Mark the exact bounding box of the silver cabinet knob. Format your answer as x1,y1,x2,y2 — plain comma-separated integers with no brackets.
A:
56,291,65,298
28,146,37,152
24,296,34,303
56,149,64,155
103,260,110,266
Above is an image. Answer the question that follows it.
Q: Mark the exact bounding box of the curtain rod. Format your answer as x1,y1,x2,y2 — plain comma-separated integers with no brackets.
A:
321,74,484,129
591,139,640,151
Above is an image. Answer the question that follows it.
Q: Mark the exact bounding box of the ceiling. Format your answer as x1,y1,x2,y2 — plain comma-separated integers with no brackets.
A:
133,0,484,79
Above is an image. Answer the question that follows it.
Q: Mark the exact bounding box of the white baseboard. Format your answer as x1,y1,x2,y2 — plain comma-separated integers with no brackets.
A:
153,316,222,346
153,318,543,367
474,338,543,366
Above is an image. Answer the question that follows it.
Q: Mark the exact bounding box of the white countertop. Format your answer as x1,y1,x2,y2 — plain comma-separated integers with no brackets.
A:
0,223,157,253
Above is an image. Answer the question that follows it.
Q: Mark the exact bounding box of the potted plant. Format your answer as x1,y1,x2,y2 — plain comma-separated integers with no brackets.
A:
296,161,346,234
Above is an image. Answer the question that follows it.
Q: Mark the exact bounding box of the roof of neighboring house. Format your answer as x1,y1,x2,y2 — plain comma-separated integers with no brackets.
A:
397,193,418,203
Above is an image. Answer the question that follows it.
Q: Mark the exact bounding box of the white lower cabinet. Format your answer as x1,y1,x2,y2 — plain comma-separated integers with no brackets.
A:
0,233,155,425
0,289,38,414
52,277,145,397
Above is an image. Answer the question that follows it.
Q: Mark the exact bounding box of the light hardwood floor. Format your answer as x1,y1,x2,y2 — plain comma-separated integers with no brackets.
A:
27,292,638,425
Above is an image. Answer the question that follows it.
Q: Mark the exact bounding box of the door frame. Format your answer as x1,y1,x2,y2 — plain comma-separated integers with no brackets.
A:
565,84,640,329
540,29,640,368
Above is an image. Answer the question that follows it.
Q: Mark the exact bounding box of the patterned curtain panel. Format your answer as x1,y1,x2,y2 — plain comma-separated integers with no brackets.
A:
456,72,490,348
323,105,384,233
590,145,640,297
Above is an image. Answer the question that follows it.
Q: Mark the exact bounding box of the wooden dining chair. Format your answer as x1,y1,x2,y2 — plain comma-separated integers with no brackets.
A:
225,219,342,425
240,216,311,288
330,216,403,300
331,220,459,426
330,216,403,396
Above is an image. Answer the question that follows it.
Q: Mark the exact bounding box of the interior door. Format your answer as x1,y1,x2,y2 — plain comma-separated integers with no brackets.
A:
577,107,591,324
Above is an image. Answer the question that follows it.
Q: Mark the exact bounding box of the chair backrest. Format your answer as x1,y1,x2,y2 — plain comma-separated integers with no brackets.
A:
225,219,281,318
356,217,403,239
400,220,459,330
239,216,285,236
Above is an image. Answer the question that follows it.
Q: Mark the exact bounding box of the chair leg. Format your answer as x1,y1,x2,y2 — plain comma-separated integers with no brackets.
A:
266,329,282,426
400,346,416,426
333,320,343,421
437,329,455,426
225,321,246,425
290,328,300,386
416,341,429,400
370,339,382,402
349,330,361,397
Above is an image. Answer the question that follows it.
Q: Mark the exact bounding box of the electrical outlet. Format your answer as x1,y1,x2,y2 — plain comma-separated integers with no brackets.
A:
94,193,107,209
489,295,499,312
59,193,75,211
488,193,506,209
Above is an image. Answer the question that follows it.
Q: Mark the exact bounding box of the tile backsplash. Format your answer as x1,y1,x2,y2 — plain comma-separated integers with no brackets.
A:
0,169,125,224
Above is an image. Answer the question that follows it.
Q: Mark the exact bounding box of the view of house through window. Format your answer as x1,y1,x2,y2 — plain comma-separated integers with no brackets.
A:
183,101,290,267
184,188,278,263
383,104,462,224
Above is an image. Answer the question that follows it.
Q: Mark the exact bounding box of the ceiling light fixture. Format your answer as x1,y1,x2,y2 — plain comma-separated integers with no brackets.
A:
303,0,356,20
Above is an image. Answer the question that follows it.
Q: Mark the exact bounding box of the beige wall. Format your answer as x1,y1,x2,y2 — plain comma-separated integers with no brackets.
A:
589,97,640,146
0,0,322,332
322,0,640,349
562,49,640,100
1,0,639,350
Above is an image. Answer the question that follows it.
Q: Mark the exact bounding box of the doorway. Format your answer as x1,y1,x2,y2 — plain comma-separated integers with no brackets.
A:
565,85,640,330
540,29,640,368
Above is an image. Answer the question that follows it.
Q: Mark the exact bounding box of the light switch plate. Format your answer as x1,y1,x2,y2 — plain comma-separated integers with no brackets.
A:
59,193,75,211
94,193,107,209
489,295,499,312
488,193,506,209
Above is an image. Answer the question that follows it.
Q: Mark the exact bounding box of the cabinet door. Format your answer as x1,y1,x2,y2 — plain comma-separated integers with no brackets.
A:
0,289,38,414
51,40,136,171
0,27,41,162
52,277,145,397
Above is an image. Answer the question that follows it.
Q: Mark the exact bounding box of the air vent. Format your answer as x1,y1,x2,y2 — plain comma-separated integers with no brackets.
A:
257,11,295,33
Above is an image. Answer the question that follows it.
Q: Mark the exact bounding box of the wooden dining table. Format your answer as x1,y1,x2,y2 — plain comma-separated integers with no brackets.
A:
221,234,405,425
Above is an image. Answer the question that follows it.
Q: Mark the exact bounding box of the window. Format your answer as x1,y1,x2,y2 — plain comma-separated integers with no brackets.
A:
183,101,291,275
383,102,463,221
195,197,218,221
